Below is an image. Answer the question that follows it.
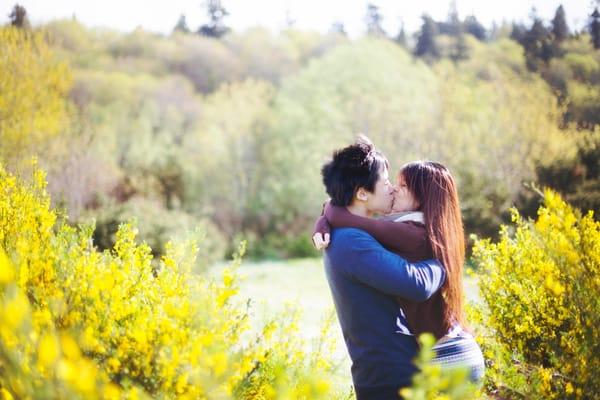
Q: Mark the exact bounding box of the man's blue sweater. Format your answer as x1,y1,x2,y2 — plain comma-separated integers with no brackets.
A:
324,228,446,399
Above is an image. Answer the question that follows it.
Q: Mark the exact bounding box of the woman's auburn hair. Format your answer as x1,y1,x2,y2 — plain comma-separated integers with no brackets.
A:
400,161,466,331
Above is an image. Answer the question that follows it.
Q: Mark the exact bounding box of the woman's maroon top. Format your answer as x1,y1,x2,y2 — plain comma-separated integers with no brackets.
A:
313,204,447,340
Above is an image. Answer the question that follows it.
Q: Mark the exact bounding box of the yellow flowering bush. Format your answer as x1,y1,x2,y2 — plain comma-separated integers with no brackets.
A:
0,162,340,399
471,190,599,399
0,27,71,165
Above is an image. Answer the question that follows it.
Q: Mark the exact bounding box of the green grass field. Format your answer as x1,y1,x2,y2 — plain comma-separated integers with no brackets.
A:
210,257,480,391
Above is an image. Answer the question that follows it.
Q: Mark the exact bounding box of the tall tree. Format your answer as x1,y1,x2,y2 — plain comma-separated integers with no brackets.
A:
330,21,347,36
284,8,296,29
173,14,190,34
9,4,30,28
464,15,486,41
521,10,554,70
510,22,527,45
414,15,439,60
445,0,461,36
197,0,230,38
394,19,407,47
551,5,569,42
450,26,469,62
590,8,600,49
364,3,386,36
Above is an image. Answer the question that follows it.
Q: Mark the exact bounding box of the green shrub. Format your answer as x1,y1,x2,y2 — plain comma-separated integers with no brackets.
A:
86,197,226,270
238,231,319,260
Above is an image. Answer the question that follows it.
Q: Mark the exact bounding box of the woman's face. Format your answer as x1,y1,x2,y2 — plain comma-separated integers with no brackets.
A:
391,173,420,213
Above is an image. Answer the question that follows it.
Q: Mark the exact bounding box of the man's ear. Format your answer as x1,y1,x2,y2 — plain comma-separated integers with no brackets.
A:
356,187,368,202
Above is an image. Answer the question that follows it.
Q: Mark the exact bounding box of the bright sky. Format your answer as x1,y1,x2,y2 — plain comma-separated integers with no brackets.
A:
2,0,595,37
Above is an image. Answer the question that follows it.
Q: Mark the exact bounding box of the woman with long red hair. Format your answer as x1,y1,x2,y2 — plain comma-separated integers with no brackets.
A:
313,160,484,382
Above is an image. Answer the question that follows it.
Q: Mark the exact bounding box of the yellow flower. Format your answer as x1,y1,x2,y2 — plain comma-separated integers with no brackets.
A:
103,383,121,400
545,275,565,296
107,357,121,372
58,359,76,381
0,388,14,400
60,334,81,360
175,373,189,394
211,352,228,377
72,360,97,393
0,249,15,284
565,382,574,394
38,334,59,367
2,291,29,329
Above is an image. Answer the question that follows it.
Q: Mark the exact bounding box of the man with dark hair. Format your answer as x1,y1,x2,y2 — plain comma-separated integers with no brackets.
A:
319,136,445,399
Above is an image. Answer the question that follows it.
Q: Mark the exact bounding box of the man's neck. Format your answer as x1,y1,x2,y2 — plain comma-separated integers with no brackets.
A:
346,202,373,218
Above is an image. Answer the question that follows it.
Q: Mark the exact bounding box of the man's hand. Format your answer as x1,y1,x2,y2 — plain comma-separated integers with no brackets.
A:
312,232,331,250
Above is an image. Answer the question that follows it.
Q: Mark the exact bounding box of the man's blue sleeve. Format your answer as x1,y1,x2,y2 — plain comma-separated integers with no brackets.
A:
342,229,446,301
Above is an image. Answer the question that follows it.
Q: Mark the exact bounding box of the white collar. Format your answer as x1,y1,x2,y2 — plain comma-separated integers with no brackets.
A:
392,211,424,224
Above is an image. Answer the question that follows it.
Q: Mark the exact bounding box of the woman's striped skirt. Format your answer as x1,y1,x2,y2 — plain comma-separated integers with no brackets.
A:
432,335,485,383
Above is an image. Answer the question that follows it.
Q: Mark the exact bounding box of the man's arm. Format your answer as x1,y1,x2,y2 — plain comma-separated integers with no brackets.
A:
338,229,445,301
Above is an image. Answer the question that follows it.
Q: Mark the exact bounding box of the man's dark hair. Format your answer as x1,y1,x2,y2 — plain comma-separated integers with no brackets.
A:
321,135,389,206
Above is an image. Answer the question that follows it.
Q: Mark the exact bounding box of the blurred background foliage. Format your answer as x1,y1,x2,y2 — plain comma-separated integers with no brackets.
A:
2,3,599,260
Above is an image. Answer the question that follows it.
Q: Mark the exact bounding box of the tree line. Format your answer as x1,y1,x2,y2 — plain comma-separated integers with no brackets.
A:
3,2,600,260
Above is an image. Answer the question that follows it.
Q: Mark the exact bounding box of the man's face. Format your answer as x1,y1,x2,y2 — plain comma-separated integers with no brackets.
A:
364,166,395,215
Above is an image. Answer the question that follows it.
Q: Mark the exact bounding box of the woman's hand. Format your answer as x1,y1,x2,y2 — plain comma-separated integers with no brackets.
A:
312,210,331,250
312,232,330,250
